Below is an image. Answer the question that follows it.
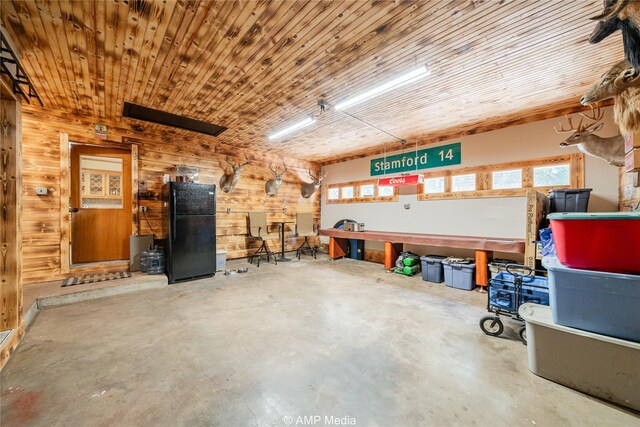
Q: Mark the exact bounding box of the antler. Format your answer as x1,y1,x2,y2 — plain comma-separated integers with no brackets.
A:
281,161,288,173
268,161,277,175
579,105,605,131
308,169,317,181
240,154,251,167
225,156,237,169
554,114,584,134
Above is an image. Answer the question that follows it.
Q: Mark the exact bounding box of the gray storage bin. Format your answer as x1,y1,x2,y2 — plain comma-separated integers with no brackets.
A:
420,255,447,283
442,259,476,291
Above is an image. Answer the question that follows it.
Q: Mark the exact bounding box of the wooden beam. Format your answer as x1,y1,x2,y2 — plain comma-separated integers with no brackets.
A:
0,98,22,331
320,229,526,253
475,250,493,287
0,76,17,101
59,132,70,274
384,242,403,270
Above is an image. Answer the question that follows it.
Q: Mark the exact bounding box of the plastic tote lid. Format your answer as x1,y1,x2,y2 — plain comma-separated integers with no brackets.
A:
547,212,640,220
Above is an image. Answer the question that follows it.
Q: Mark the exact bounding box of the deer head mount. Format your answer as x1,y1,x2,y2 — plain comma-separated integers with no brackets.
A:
301,169,327,198
581,60,640,135
588,0,640,69
219,155,250,193
265,161,288,196
555,106,625,167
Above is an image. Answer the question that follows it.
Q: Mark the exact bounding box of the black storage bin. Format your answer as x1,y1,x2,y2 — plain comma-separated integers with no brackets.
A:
420,255,447,283
549,189,592,213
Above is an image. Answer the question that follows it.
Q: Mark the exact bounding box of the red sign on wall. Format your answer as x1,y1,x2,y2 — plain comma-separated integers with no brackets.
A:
377,174,424,186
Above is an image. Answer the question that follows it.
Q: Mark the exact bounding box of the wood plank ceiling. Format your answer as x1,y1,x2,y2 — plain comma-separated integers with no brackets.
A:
0,0,624,163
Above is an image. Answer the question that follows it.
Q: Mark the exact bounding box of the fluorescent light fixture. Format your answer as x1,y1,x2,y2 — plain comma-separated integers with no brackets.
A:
268,116,315,140
334,65,430,111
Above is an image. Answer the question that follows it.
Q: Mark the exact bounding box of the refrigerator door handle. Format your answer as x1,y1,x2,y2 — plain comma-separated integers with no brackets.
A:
172,188,177,242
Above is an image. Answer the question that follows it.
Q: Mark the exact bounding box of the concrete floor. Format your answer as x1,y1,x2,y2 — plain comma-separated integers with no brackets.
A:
1,256,638,426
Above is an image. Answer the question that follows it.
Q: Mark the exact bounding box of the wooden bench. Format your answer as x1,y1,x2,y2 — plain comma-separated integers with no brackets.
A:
318,228,526,287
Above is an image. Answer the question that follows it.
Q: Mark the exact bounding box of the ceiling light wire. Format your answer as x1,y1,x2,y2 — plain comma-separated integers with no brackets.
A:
336,109,405,144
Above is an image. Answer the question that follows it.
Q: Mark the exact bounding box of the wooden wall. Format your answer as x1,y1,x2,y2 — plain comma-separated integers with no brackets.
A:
21,105,321,285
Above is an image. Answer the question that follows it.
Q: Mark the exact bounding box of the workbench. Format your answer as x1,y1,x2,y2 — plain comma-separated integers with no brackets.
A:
319,228,526,287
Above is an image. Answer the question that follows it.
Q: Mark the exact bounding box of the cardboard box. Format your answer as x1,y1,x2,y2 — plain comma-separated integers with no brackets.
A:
624,131,640,154
625,148,640,172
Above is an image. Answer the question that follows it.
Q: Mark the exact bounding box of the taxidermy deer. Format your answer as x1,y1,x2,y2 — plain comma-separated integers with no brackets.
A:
265,161,288,196
555,106,625,167
301,169,327,198
581,60,640,135
588,0,640,69
219,155,250,193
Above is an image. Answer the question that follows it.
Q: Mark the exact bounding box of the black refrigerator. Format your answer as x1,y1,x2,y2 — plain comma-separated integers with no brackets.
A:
162,182,216,283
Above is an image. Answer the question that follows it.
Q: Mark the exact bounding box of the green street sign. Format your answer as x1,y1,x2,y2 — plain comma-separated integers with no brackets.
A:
370,142,461,176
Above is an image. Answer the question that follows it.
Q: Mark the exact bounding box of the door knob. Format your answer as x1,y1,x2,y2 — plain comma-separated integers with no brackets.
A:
70,207,79,213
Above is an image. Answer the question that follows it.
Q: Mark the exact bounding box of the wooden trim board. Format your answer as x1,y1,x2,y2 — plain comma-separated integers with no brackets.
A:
131,144,139,235
59,132,70,274
418,154,583,201
0,98,23,331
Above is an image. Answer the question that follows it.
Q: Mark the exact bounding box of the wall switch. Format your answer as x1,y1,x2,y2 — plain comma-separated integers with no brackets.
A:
36,187,48,195
404,203,410,210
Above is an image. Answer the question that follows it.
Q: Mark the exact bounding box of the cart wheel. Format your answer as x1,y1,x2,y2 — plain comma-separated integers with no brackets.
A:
479,316,504,337
518,326,527,345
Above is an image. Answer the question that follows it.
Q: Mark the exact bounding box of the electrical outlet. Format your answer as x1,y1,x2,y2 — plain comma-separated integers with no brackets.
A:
140,206,148,212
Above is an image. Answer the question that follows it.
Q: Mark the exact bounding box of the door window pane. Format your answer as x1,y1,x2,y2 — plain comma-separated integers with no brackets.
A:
493,169,522,189
533,165,570,187
360,184,374,197
108,175,122,196
328,188,339,200
80,155,123,209
424,177,445,193
88,173,104,195
378,186,394,197
341,186,354,199
452,174,476,192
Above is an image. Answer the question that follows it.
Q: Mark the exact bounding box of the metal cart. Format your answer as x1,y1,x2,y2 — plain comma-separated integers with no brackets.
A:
479,264,549,344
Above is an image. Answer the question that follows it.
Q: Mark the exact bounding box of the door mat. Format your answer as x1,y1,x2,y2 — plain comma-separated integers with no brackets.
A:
62,271,132,287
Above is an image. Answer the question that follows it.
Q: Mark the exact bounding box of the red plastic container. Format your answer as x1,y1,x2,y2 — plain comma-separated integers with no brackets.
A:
548,212,640,274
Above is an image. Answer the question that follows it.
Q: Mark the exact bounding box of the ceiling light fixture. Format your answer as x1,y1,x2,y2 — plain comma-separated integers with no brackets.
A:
268,116,316,140
334,65,430,111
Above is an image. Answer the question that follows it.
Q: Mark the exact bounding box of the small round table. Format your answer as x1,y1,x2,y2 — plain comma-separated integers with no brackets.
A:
273,221,295,262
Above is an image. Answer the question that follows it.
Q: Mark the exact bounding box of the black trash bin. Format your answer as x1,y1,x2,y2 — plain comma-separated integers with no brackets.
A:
549,189,592,213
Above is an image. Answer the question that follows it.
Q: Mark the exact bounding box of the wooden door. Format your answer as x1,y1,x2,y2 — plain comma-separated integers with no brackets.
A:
70,145,132,263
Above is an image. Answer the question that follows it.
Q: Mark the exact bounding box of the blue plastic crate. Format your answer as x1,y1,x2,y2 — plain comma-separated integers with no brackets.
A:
489,272,549,312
